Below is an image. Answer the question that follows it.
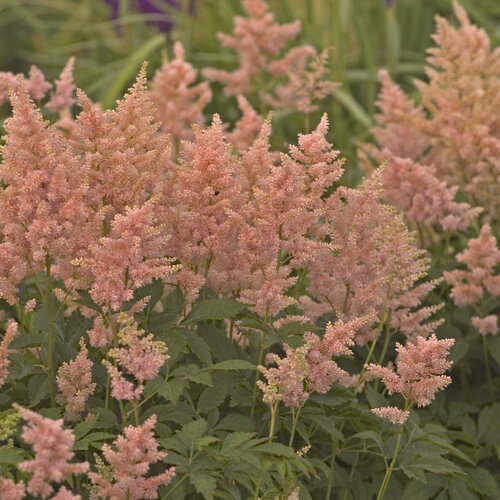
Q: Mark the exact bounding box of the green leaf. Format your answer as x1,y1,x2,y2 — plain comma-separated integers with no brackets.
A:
221,432,255,454
182,299,247,324
10,333,44,348
191,472,217,500
73,418,97,440
76,290,101,312
200,360,256,372
401,465,427,483
183,330,212,365
0,447,24,464
409,455,464,475
197,377,231,414
462,466,500,497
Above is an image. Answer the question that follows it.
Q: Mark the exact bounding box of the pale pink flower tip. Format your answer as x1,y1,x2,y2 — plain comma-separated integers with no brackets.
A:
372,407,409,425
472,315,498,336
0,320,19,387
50,486,81,500
56,338,96,421
14,404,89,498
0,477,26,500
89,415,175,500
46,57,75,113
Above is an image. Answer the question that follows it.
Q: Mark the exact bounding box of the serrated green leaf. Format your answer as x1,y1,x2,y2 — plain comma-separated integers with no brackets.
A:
200,360,256,372
73,418,97,440
191,472,217,500
462,466,500,496
401,465,427,483
0,447,24,464
221,432,256,453
9,333,44,348
183,330,212,365
182,298,247,324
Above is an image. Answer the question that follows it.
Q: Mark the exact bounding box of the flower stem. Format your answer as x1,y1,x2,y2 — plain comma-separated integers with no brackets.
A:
268,402,278,440
325,436,338,500
376,423,404,500
288,405,302,447
482,335,494,399
45,255,56,407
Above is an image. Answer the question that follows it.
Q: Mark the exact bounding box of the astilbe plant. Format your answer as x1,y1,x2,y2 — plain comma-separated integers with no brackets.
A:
0,1,473,498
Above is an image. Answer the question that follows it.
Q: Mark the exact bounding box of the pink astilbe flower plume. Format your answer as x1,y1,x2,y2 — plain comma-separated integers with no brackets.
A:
0,79,87,304
0,320,18,387
365,5,500,216
88,415,175,500
46,57,75,114
70,198,179,311
444,223,500,306
14,405,88,498
362,152,480,236
366,334,454,407
25,65,52,101
50,486,81,500
56,338,96,421
371,407,410,425
151,41,211,145
104,314,169,401
226,95,265,152
265,48,338,113
308,169,428,344
203,0,302,95
0,477,26,500
259,317,369,406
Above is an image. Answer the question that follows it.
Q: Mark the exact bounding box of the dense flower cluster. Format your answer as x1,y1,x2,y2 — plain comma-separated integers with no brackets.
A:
365,3,500,218
367,334,454,407
258,318,368,407
56,339,96,421
14,405,89,498
88,415,175,500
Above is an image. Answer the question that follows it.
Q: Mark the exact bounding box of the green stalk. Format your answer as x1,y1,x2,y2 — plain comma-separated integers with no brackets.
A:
45,254,56,407
250,330,267,419
164,473,189,498
482,335,494,399
324,436,338,500
268,402,278,440
354,283,392,393
375,398,412,500
288,404,302,447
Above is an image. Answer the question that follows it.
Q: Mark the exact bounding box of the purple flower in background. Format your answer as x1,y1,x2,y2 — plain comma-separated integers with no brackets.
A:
105,0,182,32
384,0,395,6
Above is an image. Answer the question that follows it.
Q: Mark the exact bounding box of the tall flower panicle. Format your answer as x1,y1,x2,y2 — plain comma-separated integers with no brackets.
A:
366,4,500,216
46,57,76,114
69,199,179,311
203,0,301,95
362,152,480,236
265,48,338,113
0,320,18,387
0,80,87,304
104,314,169,401
56,338,96,421
366,334,454,407
308,169,428,343
226,95,264,152
25,65,52,101
88,415,175,500
151,41,211,145
444,223,500,306
0,478,26,500
259,318,368,407
14,405,89,498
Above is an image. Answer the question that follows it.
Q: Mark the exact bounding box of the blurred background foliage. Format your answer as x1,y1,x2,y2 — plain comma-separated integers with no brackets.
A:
1,0,500,170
